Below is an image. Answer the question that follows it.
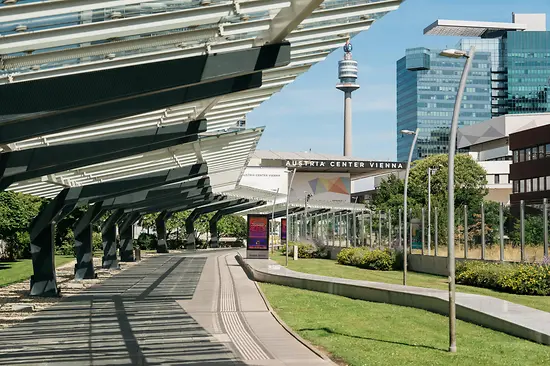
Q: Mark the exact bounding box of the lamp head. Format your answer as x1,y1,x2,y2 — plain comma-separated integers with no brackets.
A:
400,129,416,135
439,49,469,58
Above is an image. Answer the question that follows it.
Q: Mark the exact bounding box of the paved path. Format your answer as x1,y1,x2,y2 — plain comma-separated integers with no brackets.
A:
241,255,550,345
0,250,332,366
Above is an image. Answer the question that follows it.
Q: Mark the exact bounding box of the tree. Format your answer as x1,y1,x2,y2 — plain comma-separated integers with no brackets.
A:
218,215,247,239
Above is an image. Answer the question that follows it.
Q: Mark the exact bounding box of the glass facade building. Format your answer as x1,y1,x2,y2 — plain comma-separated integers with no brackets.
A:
396,48,492,161
397,29,550,162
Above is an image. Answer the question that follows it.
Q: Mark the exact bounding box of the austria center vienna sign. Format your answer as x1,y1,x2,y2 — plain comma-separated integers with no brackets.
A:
247,214,270,259
284,160,406,170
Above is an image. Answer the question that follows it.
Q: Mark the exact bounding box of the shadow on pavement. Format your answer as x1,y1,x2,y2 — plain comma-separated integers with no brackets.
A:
0,255,247,365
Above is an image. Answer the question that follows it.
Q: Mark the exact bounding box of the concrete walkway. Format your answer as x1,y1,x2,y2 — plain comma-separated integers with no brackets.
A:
239,254,550,346
0,250,332,365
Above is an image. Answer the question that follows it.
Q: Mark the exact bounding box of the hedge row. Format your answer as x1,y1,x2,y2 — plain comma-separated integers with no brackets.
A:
336,247,403,271
281,243,330,259
456,261,550,296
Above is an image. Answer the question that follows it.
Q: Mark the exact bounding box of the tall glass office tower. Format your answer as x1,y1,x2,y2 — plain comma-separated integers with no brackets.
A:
397,13,550,162
396,48,492,161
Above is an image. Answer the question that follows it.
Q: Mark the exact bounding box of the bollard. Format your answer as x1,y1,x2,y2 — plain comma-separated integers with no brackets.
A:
293,245,298,261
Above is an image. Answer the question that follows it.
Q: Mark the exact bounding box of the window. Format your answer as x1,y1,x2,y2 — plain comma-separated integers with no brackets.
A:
532,147,538,160
494,174,500,184
533,178,538,192
526,179,532,192
540,177,545,191
547,144,550,158
547,176,550,191
526,148,531,161
539,145,545,159
513,180,519,193
519,149,525,162
520,180,525,193
513,150,519,163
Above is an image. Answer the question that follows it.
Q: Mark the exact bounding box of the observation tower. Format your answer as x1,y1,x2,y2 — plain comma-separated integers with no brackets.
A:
336,40,360,156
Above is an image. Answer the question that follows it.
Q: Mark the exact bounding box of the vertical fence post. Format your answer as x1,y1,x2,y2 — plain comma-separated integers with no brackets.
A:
398,208,402,250
388,209,392,249
378,210,382,249
338,213,342,247
464,204,468,259
520,200,525,263
369,213,373,248
353,209,357,247
434,206,438,257
346,213,350,247
409,208,412,254
544,198,548,258
499,203,504,262
421,207,425,255
481,201,485,260
362,211,366,246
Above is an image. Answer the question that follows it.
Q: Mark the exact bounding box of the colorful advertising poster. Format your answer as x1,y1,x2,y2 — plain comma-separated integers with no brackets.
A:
281,218,287,242
247,214,269,251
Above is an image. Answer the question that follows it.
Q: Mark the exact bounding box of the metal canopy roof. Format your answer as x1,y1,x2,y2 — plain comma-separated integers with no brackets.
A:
0,0,403,146
237,199,365,216
6,127,263,199
424,19,526,38
0,0,403,203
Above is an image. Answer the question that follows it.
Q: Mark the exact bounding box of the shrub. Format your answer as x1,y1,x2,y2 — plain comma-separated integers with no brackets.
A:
136,233,156,250
456,261,550,296
281,243,329,259
337,248,401,271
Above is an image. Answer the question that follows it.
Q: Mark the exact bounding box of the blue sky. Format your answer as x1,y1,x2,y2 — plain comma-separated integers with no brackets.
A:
248,0,550,161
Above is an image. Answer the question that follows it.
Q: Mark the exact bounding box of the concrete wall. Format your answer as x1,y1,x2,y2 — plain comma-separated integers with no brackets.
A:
407,254,449,276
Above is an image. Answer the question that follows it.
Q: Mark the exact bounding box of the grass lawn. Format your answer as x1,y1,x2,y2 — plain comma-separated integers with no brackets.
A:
260,283,550,366
0,255,74,287
270,252,550,313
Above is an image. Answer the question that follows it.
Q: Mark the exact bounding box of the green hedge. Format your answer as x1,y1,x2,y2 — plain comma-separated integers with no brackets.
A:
456,261,550,296
281,243,330,259
336,247,403,271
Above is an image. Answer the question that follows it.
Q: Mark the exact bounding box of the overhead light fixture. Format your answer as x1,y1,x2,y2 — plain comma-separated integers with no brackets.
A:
15,24,27,32
3,0,17,4
240,14,250,21
105,53,116,60
110,11,123,20
30,65,40,71
200,0,211,5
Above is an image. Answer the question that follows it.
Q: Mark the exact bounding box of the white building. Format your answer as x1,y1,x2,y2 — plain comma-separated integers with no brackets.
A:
457,113,550,204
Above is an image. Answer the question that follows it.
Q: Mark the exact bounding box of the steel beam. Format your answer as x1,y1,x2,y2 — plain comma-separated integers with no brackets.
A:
155,211,172,254
0,43,290,115
0,120,207,190
0,73,262,145
73,202,104,280
118,212,142,262
208,200,267,248
135,194,224,215
101,209,126,270
120,187,213,213
28,164,205,296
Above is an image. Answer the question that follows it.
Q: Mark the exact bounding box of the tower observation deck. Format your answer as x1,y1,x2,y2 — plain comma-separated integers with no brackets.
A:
336,40,360,157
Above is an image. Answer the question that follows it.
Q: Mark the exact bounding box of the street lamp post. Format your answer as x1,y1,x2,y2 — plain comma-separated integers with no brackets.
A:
401,128,419,286
440,46,476,354
285,168,297,267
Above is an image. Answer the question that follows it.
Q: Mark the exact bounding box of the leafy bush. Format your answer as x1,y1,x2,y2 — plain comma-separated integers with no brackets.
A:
55,229,75,256
136,233,157,250
337,248,402,271
456,261,550,296
281,243,330,259
93,231,103,252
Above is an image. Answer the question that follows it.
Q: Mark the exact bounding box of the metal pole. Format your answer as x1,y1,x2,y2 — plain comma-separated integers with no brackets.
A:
338,213,342,247
435,206,439,257
464,204,468,259
544,198,548,257
520,200,525,263
346,213,350,247
481,201,485,260
271,188,279,254
388,209,392,249
420,207,426,255
332,212,336,246
499,202,504,262
409,208,413,254
353,207,357,247
285,168,297,267
378,210,382,249
398,208,402,250
428,167,431,255
369,213,373,248
362,211,366,246
403,128,419,286
446,46,475,354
